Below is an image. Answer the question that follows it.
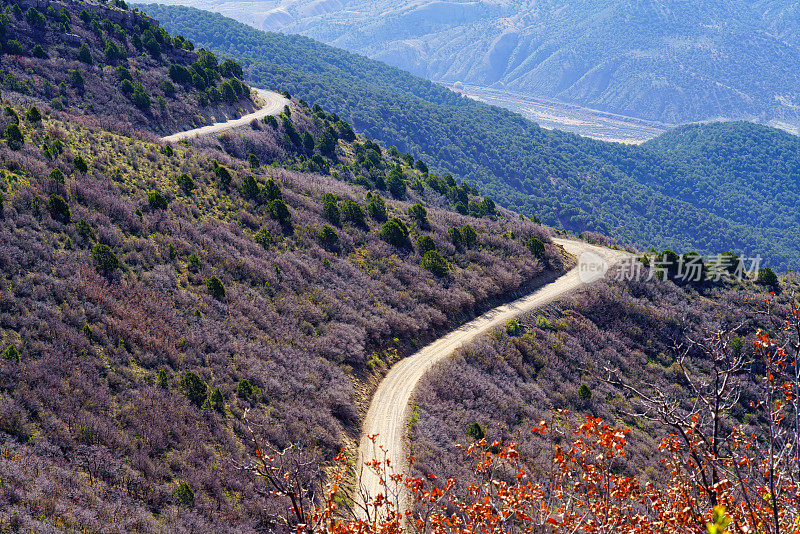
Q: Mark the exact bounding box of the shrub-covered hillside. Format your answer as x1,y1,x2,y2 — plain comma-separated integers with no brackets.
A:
409,266,790,497
0,86,565,530
0,0,255,135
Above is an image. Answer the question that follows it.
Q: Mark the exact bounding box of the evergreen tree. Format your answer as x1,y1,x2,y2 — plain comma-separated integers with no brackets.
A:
461,224,477,247
147,191,168,210
341,200,367,228
317,225,339,251
91,244,120,274
366,194,387,221
415,235,436,255
758,267,779,289
379,218,410,248
525,237,545,259
1,345,20,362
421,250,449,276
214,165,232,188
321,193,340,226
176,172,195,192
449,226,464,247
73,155,89,173
25,106,42,123
205,276,226,300
407,203,428,227
387,169,406,199
262,178,282,201
210,387,224,411
47,194,71,223
240,175,260,200
316,127,337,157
179,372,207,406
268,199,292,226
77,43,93,64
4,124,24,150
466,422,484,441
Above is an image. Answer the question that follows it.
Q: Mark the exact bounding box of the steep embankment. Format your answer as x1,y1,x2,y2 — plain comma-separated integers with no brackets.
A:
0,0,255,135
0,81,565,529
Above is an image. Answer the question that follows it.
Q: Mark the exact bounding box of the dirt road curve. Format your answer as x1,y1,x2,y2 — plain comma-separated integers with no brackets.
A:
161,89,289,143
355,238,630,515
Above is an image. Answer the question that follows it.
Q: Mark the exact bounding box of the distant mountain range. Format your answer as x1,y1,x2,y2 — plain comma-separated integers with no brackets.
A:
149,0,800,130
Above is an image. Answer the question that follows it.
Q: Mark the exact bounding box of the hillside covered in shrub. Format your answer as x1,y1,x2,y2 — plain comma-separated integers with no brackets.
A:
410,271,778,485
0,65,564,529
139,4,800,270
1,0,255,135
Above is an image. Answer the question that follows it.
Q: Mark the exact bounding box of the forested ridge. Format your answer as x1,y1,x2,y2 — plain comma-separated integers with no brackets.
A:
140,4,800,270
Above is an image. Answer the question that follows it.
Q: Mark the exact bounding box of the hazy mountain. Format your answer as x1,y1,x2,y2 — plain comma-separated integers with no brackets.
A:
149,0,800,129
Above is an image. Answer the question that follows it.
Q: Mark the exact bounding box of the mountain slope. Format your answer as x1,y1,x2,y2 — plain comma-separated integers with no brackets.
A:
358,239,629,512
0,2,796,530
0,21,567,523
139,5,800,269
146,0,800,128
410,267,786,512
0,0,255,135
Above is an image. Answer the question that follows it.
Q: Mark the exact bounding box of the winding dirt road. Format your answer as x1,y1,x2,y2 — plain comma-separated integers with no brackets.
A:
155,95,629,517
356,238,630,514
161,88,289,143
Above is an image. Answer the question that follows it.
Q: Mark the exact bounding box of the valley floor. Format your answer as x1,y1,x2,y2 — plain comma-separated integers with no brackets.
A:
448,84,671,144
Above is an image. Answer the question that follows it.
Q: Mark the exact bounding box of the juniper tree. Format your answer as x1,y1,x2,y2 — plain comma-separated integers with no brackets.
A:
415,235,436,255
47,194,70,223
407,203,427,227
4,124,24,150
205,276,225,300
179,371,207,406
525,237,545,259
263,178,282,202
421,250,449,276
240,175,260,200
176,172,195,193
321,193,340,226
366,193,387,221
73,155,88,173
379,218,410,248
91,244,120,274
317,225,339,251
147,191,168,210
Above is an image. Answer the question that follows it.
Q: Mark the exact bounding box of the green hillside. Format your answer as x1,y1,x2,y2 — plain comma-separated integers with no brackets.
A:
142,4,800,269
643,122,800,237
